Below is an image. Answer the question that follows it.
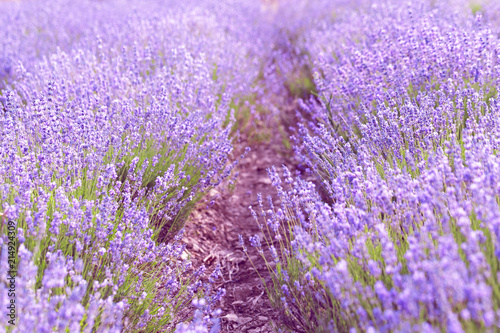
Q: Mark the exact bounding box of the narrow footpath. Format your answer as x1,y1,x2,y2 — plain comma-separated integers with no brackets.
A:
183,103,300,333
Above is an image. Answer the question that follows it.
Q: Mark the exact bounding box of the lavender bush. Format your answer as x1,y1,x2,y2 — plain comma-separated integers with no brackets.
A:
246,0,500,332
0,0,272,331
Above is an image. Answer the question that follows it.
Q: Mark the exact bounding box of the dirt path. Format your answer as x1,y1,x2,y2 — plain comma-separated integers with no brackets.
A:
183,104,300,332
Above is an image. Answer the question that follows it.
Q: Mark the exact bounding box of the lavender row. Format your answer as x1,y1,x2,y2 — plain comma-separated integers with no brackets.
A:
248,1,500,332
0,0,274,331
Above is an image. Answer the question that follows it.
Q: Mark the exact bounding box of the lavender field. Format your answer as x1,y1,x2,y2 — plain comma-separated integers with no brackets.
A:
1,0,500,332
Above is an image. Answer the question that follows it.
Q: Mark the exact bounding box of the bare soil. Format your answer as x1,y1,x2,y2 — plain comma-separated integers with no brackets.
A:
183,107,300,333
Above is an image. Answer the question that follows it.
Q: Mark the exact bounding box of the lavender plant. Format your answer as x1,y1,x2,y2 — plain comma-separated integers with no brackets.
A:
245,0,500,332
0,0,273,331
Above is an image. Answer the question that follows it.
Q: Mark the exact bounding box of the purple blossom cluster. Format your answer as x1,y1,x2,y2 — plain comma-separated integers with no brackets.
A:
246,0,500,332
0,0,274,331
